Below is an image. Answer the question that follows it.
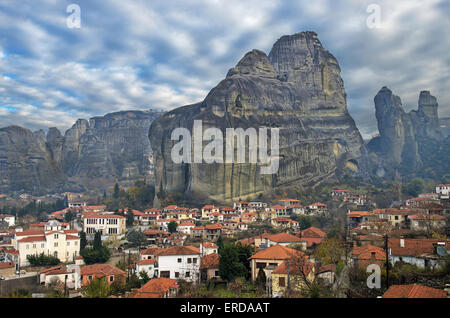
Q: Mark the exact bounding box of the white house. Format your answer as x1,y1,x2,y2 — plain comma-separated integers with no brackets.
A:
136,259,156,278
156,246,201,283
177,222,195,235
82,213,126,239
14,220,80,267
389,238,447,269
200,242,218,256
436,184,450,197
0,214,15,227
39,264,81,290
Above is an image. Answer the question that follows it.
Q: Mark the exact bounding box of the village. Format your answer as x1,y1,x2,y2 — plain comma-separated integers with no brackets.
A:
0,183,449,298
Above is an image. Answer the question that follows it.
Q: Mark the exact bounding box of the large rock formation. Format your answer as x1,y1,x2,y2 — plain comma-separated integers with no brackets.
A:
150,31,368,203
0,126,66,193
368,87,444,177
0,110,162,194
410,91,441,140
371,87,421,168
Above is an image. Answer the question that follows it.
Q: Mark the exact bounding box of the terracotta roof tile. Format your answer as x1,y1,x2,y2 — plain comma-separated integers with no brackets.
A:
383,284,447,298
249,244,304,260
200,253,219,269
134,278,178,298
157,245,200,256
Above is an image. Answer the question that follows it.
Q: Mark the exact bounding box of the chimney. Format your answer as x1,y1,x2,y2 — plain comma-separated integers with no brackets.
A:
400,238,405,248
371,251,376,262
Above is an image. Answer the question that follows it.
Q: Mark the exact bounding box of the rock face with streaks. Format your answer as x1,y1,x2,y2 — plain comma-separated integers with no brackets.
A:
0,110,162,194
0,126,65,193
368,87,444,177
150,32,368,203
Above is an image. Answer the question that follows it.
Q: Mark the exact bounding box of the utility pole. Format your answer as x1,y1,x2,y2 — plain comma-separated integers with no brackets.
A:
64,275,67,298
286,259,290,292
384,234,389,289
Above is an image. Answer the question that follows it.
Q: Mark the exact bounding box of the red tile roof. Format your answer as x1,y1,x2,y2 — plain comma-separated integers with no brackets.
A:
156,245,200,256
80,264,126,277
249,244,304,260
15,230,44,236
389,238,447,257
383,284,447,298
310,202,327,207
271,204,287,209
205,224,223,230
409,214,445,221
200,253,219,269
0,262,14,269
136,259,156,266
134,278,179,298
266,232,303,243
201,242,218,248
272,259,314,275
300,227,326,238
18,235,46,243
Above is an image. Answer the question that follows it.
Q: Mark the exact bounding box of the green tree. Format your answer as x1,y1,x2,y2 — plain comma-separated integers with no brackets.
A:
126,273,141,290
113,183,120,199
219,243,248,282
403,178,425,197
82,277,111,298
296,215,312,230
126,229,147,247
235,243,253,280
27,253,60,266
93,231,102,251
80,246,111,265
109,280,127,296
217,235,224,253
139,270,150,285
168,221,178,233
80,231,87,250
64,210,74,223
126,211,135,227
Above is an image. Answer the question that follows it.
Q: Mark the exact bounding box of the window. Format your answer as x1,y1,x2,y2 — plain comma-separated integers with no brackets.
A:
187,258,192,264
175,272,180,278
88,275,93,280
54,234,59,239
193,258,197,264
279,277,286,287
67,242,70,246
33,244,36,248
41,243,44,248
177,258,182,263
215,271,219,277
186,272,190,277
54,242,58,247
109,276,114,282
160,271,170,278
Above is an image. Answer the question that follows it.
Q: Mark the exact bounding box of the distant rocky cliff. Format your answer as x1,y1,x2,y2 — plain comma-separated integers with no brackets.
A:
0,110,162,194
368,87,445,178
150,32,368,203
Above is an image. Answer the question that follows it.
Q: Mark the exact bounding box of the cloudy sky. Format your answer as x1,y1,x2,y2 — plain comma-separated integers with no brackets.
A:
0,0,449,138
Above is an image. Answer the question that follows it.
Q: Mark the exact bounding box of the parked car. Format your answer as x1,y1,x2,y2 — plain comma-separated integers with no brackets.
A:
0,275,5,280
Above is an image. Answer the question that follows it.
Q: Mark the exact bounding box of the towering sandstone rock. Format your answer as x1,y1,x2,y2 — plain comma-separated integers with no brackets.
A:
369,87,443,176
0,110,162,194
150,32,368,203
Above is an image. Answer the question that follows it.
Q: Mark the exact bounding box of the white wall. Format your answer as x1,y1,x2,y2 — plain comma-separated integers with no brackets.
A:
158,254,200,282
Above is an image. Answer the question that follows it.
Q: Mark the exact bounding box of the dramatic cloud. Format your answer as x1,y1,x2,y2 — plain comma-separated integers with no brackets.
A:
0,0,449,138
